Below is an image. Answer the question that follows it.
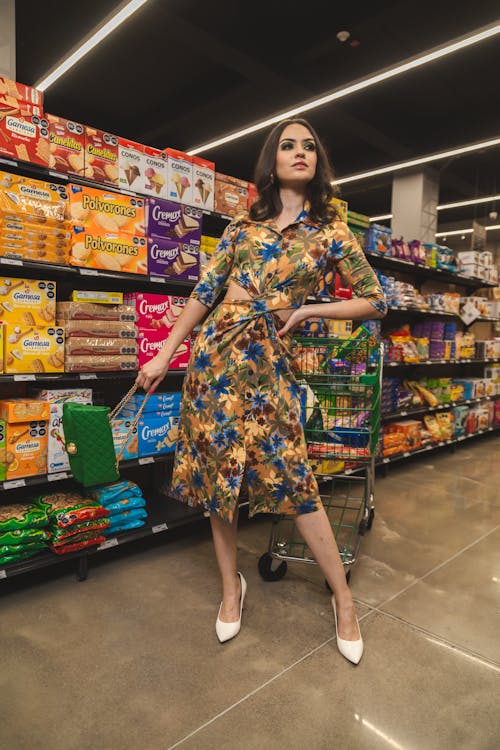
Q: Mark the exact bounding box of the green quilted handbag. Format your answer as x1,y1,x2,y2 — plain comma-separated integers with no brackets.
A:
62,385,151,487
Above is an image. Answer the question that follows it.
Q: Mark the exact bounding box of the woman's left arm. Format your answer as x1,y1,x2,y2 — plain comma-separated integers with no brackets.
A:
278,224,387,336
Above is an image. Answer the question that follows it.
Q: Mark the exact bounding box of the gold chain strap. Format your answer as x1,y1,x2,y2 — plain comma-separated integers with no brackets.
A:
109,384,153,468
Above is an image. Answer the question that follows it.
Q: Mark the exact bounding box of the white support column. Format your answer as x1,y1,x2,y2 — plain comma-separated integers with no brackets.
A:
0,0,16,79
391,169,439,243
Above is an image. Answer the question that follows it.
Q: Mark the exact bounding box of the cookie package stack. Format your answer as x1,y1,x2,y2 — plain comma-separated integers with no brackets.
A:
56,291,138,373
0,399,51,481
37,491,110,555
0,276,65,375
0,170,71,264
0,500,49,567
90,480,148,536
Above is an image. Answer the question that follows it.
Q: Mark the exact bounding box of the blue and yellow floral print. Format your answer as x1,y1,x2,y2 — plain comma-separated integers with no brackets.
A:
169,210,386,523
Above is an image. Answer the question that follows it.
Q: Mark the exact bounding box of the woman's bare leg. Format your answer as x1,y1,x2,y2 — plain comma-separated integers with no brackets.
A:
295,506,360,640
209,504,242,622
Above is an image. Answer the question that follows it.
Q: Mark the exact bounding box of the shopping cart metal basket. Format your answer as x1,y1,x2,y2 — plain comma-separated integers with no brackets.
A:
259,328,383,586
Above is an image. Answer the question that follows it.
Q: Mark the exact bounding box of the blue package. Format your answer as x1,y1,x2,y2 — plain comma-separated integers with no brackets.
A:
108,508,148,527
104,519,146,536
122,392,182,415
104,496,146,513
91,480,143,506
138,415,180,456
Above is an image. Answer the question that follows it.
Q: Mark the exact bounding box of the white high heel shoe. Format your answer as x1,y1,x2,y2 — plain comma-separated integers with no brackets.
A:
216,572,247,643
332,596,364,665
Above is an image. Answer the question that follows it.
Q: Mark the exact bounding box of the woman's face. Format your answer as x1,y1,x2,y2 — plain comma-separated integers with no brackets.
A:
275,123,317,188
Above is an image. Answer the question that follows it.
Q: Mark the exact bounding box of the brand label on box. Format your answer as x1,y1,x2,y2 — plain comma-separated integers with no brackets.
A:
147,237,199,280
192,156,215,210
84,127,119,186
142,147,168,199
70,227,147,274
137,328,190,370
0,110,49,166
47,114,85,175
0,171,67,222
126,292,188,329
118,137,144,192
146,198,201,246
4,324,65,374
0,277,56,325
138,415,179,456
68,184,145,236
0,418,48,478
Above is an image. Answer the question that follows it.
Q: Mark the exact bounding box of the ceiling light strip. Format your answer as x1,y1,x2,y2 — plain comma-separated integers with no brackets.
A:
187,21,500,155
437,193,500,210
36,0,150,91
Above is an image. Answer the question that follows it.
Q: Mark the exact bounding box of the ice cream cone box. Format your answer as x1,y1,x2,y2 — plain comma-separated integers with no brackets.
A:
0,398,50,423
385,420,422,450
125,292,188,330
164,148,193,205
0,277,56,325
0,77,43,107
191,155,215,211
118,137,144,192
137,328,190,370
0,171,68,223
3,324,65,374
0,418,48,479
46,114,85,176
214,174,248,216
142,146,168,199
68,184,146,236
70,226,147,274
112,418,138,461
146,198,202,247
0,106,50,165
147,236,199,280
83,127,119,187
137,414,180,456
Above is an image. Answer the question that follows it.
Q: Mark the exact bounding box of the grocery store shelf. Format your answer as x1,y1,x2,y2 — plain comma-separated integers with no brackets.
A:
378,425,500,466
0,453,174,492
386,305,500,323
0,492,205,581
384,358,498,367
0,369,186,383
366,250,497,288
382,394,496,422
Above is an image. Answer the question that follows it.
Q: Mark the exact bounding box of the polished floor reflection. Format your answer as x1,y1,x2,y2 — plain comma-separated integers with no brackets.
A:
1,437,499,749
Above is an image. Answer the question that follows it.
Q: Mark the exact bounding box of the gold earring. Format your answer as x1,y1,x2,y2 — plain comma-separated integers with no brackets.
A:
270,172,275,183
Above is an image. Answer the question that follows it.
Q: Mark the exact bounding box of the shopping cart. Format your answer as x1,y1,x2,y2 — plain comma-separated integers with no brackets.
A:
259,328,383,586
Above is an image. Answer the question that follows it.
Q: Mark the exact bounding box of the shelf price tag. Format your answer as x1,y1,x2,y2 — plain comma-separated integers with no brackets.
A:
403,451,410,457
400,410,407,416
149,276,166,284
47,472,69,482
13,374,36,381
382,457,390,464
138,456,154,465
79,373,97,380
0,570,6,579
152,523,168,534
98,538,118,550
3,479,26,490
1,257,23,266
79,268,99,276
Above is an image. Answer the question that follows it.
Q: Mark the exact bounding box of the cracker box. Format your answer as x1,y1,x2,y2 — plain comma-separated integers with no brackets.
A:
0,277,56,325
0,237,69,265
3,324,65,374
164,148,193,205
125,292,188,330
142,146,168,199
146,198,202,247
68,183,146,236
0,419,48,479
138,414,180,457
0,398,50,423
192,155,215,211
0,106,49,165
70,226,147,274
112,418,138,461
385,420,422,451
214,174,248,216
147,236,199,280
118,137,144,192
0,171,68,223
84,127,119,186
46,114,85,176
137,328,190,370
0,77,43,107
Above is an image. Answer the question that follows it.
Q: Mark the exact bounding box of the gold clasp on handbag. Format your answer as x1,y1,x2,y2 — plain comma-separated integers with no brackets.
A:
66,442,78,455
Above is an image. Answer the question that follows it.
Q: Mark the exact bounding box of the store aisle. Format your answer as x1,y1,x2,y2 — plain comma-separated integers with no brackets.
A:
1,437,499,750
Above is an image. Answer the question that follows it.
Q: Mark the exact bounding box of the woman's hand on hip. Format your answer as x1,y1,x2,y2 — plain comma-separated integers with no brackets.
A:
135,354,171,392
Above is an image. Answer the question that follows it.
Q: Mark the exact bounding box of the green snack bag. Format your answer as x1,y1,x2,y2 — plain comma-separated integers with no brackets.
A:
0,502,49,532
0,528,49,546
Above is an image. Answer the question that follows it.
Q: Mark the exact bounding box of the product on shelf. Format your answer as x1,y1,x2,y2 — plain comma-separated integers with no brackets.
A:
0,413,48,479
3,324,65,374
118,137,144,191
330,197,348,223
145,198,201,279
68,184,146,235
118,391,182,417
70,227,148,274
63,319,137,338
56,301,137,322
83,126,119,186
138,412,180,456
128,290,191,369
37,491,110,554
70,290,123,305
142,146,168,199
137,329,190,370
385,419,422,451
147,235,199,280
0,277,56,324
214,172,248,216
347,210,369,251
0,398,50,422
365,223,391,255
0,77,43,108
164,148,193,205
46,114,85,176
64,337,138,356
0,97,48,165
90,480,148,535
112,418,138,460
247,182,258,211
0,500,49,565
0,171,68,224
64,354,137,373
199,234,218,273
192,155,215,210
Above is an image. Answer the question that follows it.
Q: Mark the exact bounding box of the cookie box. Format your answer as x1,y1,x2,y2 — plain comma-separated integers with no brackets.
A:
46,114,86,176
137,328,190,370
83,127,119,186
0,277,56,325
70,226,147,274
0,398,50,423
125,292,188,330
138,415,180,456
68,183,145,236
112,418,139,461
0,419,48,479
0,171,68,223
3,324,65,374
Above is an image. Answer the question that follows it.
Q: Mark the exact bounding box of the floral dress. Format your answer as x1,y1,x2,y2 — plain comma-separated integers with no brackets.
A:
169,210,386,523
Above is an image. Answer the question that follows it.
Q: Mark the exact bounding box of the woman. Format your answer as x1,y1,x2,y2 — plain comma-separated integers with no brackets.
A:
136,118,387,664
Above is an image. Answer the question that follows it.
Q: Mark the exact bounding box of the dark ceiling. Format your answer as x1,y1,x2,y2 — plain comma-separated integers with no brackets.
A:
15,0,500,234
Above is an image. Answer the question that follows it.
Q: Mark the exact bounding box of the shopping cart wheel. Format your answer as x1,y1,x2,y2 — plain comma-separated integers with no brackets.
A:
258,553,288,582
325,570,350,592
367,508,375,530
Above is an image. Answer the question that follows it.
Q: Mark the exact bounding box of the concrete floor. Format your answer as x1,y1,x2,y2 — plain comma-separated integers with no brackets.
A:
1,436,499,750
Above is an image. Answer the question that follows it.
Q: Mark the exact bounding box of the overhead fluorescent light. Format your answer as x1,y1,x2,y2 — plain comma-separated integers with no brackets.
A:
437,193,500,210
369,214,393,222
336,136,500,185
435,225,500,237
187,21,500,155
36,0,150,91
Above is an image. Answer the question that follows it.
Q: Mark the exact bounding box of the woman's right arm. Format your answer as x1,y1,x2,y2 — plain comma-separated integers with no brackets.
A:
135,218,242,392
